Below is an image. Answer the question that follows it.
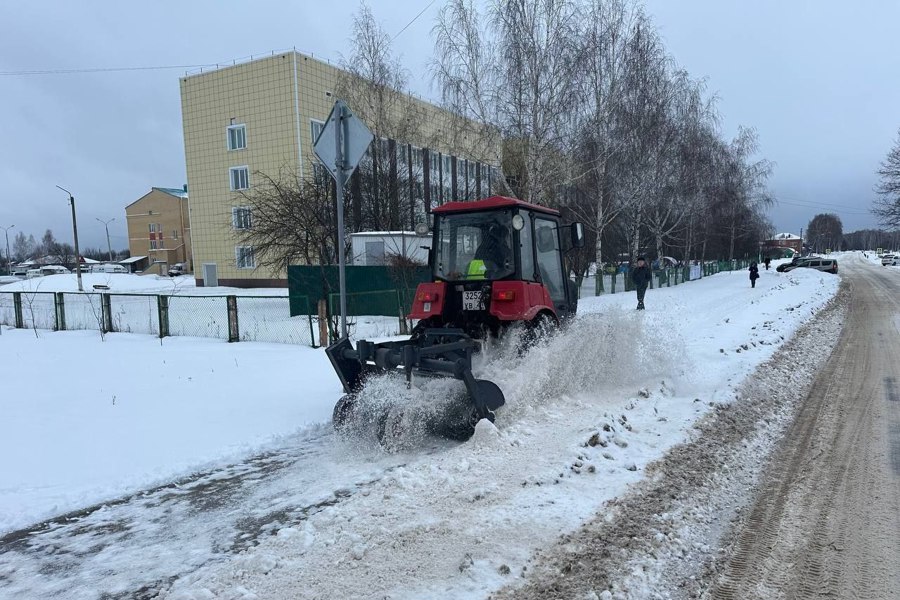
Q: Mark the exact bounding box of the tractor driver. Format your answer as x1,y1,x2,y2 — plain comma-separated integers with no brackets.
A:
469,223,512,279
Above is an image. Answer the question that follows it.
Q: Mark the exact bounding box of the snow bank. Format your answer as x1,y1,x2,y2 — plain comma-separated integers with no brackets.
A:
0,331,341,533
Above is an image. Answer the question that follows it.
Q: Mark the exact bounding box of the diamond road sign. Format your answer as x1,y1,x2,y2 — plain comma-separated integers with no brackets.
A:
313,99,374,183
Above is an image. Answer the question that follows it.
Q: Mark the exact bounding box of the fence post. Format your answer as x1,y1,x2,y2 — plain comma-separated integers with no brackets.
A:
158,295,169,338
54,292,66,331
667,268,672,287
318,299,329,347
227,295,239,342
610,272,616,294
13,292,23,329
101,294,113,333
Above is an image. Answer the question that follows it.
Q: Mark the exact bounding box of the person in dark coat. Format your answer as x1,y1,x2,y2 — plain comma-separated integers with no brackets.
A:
763,255,771,270
749,262,760,288
631,256,651,310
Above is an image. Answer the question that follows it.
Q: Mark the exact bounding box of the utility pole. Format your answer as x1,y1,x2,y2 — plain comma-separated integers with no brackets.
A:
56,185,83,292
1,225,13,276
96,217,115,262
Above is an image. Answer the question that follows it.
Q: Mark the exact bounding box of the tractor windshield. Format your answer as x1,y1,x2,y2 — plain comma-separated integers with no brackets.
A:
435,211,514,281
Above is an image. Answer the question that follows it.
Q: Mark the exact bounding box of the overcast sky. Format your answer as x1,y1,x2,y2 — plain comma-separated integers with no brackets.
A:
1,0,898,252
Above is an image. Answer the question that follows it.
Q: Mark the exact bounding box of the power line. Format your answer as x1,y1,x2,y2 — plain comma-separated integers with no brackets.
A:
0,64,218,76
775,198,874,216
392,0,439,42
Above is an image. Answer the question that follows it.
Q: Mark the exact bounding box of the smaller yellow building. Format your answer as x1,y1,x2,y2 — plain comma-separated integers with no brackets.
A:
125,187,192,273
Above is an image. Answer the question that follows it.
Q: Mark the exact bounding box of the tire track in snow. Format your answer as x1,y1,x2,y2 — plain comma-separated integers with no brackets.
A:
0,431,429,599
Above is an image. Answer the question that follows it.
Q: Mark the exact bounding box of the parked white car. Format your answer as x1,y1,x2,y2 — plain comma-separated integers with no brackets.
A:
26,265,71,278
881,254,898,266
90,263,128,274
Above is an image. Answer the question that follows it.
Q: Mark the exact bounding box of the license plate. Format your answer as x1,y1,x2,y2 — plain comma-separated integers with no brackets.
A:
462,290,484,311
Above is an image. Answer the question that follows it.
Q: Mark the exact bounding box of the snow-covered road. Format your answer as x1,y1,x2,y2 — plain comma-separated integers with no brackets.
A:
0,261,842,599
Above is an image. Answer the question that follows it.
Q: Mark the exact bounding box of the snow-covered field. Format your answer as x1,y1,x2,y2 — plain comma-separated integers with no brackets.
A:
0,273,287,296
0,260,842,599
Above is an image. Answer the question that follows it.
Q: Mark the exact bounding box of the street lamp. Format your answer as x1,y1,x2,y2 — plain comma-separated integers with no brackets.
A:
56,185,83,292
1,225,13,276
96,217,115,262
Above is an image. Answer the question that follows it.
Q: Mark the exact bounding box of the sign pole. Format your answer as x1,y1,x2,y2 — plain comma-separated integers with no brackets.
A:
334,103,348,339
313,99,373,341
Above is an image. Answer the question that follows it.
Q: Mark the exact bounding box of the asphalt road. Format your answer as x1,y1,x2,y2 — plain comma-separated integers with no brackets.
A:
709,255,900,599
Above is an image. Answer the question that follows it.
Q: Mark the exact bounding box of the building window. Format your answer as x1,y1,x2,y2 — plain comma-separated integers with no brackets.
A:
149,223,163,250
232,206,252,230
310,119,325,144
235,246,255,269
230,166,249,191
227,124,246,151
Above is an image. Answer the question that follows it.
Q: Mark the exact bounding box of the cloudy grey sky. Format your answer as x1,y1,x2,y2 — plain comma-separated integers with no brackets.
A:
1,0,898,252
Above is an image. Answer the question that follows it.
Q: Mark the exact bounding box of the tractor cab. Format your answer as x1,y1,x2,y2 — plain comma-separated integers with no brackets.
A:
410,196,584,335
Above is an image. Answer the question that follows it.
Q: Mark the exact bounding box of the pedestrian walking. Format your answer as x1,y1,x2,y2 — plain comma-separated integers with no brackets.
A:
764,255,771,270
632,256,651,310
749,262,760,288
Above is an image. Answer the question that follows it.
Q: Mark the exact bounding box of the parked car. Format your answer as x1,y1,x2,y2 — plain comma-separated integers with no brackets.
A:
26,265,71,278
90,263,128,274
167,263,186,277
777,257,813,272
881,254,898,266
800,258,838,274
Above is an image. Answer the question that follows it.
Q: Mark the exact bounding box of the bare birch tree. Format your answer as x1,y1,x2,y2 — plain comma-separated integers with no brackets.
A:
873,127,900,228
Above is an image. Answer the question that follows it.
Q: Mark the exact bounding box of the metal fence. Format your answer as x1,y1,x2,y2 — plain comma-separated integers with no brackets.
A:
1,260,753,344
578,260,750,297
0,291,316,347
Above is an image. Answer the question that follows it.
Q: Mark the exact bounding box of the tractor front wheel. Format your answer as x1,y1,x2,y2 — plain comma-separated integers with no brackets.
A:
332,394,357,432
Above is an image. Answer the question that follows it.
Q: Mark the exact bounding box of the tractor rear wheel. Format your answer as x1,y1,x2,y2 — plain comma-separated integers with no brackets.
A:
521,312,558,350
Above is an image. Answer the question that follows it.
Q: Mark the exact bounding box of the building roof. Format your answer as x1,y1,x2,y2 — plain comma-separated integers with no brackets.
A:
153,187,188,199
771,232,801,240
432,196,560,216
125,187,188,210
350,231,426,237
119,255,148,264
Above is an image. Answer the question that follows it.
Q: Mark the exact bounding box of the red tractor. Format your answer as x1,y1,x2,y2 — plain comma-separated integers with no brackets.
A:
326,196,584,439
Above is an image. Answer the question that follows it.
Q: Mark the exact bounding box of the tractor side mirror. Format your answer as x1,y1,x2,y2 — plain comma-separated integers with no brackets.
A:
571,223,585,249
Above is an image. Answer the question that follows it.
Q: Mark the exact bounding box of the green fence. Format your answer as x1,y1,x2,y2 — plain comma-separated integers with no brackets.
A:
0,291,316,347
288,265,430,317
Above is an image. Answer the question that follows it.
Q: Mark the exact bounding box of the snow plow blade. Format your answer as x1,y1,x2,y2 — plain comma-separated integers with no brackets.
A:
325,329,505,438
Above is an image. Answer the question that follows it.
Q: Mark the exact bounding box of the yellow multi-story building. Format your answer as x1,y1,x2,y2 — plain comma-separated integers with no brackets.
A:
125,187,192,274
180,51,499,287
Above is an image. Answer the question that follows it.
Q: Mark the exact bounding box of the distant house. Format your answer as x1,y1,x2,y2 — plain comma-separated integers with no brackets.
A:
764,232,802,257
125,187,192,273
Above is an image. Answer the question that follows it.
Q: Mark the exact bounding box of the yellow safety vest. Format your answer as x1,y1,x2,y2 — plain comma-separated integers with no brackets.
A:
467,259,487,279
